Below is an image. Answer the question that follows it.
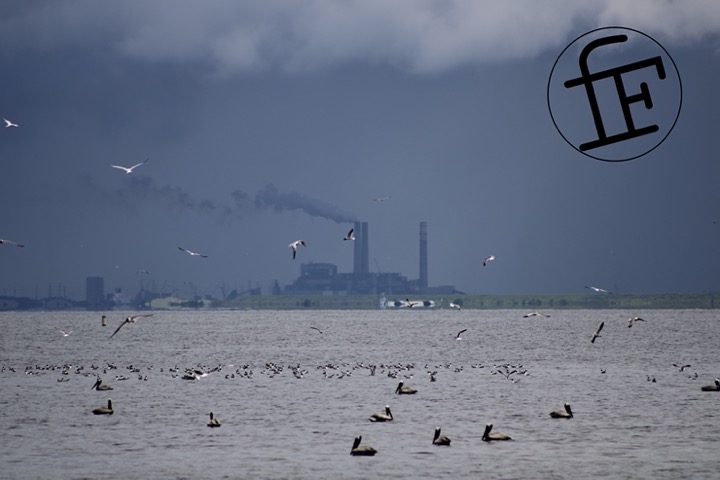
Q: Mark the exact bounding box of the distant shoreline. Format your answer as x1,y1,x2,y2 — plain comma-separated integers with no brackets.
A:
1,292,717,311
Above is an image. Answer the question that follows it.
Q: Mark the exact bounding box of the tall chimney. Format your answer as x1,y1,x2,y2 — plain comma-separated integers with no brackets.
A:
353,221,363,274
419,221,428,290
361,221,369,274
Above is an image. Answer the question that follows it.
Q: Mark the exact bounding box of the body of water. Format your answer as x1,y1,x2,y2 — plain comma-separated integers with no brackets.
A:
1,309,719,479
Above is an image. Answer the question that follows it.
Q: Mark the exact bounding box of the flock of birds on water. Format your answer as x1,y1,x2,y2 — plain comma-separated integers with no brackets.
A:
3,309,718,458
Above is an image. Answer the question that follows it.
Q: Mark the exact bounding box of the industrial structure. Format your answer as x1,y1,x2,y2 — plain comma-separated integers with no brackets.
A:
284,221,456,295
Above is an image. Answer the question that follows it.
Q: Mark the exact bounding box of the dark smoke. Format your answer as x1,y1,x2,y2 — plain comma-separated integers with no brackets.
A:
254,184,358,223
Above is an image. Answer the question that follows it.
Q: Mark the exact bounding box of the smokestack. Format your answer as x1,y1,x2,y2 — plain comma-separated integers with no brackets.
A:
353,221,362,274
419,221,428,290
361,221,369,274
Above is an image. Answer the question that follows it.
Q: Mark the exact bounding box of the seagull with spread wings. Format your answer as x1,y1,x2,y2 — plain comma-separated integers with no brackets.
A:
3,117,19,128
591,321,604,343
0,238,25,247
178,246,208,258
111,157,149,174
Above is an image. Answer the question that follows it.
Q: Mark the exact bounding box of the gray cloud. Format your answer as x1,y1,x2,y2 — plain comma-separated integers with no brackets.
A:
2,1,718,75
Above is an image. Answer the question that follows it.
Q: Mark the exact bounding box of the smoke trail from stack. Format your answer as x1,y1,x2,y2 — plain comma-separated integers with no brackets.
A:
254,183,358,223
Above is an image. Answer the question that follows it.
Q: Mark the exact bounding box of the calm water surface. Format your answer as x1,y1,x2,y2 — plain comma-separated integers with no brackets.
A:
1,309,719,479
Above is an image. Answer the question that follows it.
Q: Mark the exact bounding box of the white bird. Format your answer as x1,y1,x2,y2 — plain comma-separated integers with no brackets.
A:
455,328,467,340
178,246,208,258
523,312,550,318
109,314,154,339
483,255,495,267
628,316,645,328
289,240,306,260
585,285,612,294
3,117,18,128
449,301,461,310
343,228,355,241
111,157,149,174
591,321,604,343
59,330,71,337
0,238,25,247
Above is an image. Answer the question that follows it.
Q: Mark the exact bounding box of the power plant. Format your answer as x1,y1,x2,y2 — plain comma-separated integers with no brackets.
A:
285,221,456,296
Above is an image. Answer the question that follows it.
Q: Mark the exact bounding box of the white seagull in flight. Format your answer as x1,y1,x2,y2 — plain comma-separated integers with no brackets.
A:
628,316,645,328
109,314,154,339
585,285,612,294
343,228,355,241
178,246,208,258
0,238,25,247
3,117,18,128
289,240,306,260
111,157,149,174
483,255,495,267
59,330,71,337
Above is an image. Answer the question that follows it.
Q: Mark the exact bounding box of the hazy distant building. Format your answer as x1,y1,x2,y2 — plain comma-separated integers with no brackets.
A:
86,276,105,309
285,221,456,296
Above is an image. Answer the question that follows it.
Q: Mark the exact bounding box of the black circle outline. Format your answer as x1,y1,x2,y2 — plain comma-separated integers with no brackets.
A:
547,26,683,163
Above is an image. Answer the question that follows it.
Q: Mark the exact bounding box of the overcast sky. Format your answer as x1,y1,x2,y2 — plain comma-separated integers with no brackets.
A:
1,1,719,300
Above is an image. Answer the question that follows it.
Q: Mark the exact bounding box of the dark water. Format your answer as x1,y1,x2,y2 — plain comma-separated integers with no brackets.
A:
1,309,719,479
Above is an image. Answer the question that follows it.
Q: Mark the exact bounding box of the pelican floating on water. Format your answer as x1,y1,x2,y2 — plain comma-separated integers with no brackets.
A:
350,436,377,456
369,405,393,422
395,381,417,395
482,423,511,441
92,399,113,415
92,377,113,391
700,378,720,391
207,412,221,427
432,427,451,446
549,403,573,419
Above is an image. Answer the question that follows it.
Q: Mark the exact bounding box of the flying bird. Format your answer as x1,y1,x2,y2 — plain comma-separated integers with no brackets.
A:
289,240,306,260
0,238,25,247
483,255,495,267
628,316,645,328
109,314,154,339
405,298,419,308
178,246,208,258
585,285,612,294
343,228,355,241
455,328,467,340
523,312,550,318
373,196,391,203
58,330,71,337
310,326,323,334
449,302,461,310
673,363,691,372
3,117,18,128
591,321,604,343
110,157,149,174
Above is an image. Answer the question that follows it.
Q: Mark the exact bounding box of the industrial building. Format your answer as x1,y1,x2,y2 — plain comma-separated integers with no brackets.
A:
284,221,456,295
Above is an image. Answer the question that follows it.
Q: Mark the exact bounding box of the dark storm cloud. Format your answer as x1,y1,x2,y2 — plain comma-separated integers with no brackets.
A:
254,184,358,223
1,1,718,75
